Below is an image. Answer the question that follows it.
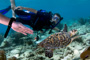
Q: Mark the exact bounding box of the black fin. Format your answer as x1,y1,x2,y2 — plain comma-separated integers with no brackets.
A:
36,35,39,41
45,49,53,58
48,29,52,34
36,31,39,41
4,18,16,38
63,24,68,32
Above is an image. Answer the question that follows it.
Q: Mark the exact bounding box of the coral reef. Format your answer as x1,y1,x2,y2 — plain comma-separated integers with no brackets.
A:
78,18,87,25
0,18,90,60
0,37,15,48
10,32,26,44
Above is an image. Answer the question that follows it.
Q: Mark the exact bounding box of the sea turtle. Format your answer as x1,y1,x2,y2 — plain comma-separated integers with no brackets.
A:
38,24,78,58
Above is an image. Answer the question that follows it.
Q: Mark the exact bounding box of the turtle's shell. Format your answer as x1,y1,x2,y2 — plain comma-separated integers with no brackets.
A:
39,32,72,49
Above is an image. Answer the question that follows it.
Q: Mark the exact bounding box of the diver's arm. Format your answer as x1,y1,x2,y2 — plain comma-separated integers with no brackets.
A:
0,14,10,25
10,0,16,18
16,6,37,14
10,0,16,10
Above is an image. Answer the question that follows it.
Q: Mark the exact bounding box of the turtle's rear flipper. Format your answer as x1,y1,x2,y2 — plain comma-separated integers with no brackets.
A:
45,49,53,58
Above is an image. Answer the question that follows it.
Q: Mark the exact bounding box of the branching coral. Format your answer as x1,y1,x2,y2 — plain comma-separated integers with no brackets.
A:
78,18,87,25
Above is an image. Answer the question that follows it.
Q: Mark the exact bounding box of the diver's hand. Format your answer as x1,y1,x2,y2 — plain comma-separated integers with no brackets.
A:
15,6,23,10
11,21,33,35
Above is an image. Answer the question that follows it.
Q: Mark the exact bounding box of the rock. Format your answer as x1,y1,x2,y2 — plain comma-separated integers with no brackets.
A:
74,44,83,50
35,55,45,60
0,41,9,48
23,50,33,57
11,49,20,54
13,54,19,58
73,49,80,58
61,54,72,60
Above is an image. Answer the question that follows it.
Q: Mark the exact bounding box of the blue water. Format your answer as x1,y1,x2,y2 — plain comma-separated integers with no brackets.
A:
0,0,90,33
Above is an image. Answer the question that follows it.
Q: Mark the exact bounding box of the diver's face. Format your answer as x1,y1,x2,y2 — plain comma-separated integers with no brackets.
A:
51,14,60,24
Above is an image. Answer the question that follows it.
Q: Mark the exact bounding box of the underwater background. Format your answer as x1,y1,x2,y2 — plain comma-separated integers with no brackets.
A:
0,0,90,60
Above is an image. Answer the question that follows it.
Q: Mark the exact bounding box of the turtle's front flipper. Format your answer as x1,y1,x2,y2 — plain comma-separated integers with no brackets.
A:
71,36,79,41
45,49,53,58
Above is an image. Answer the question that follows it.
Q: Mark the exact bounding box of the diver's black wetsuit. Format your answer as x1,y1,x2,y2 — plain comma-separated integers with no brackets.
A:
15,9,52,31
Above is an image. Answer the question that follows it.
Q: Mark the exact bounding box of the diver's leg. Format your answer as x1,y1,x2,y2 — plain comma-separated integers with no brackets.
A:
10,0,16,18
0,6,11,15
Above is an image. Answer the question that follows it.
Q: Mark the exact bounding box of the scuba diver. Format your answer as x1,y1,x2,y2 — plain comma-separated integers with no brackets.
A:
0,5,63,40
15,6,63,40
15,6,63,31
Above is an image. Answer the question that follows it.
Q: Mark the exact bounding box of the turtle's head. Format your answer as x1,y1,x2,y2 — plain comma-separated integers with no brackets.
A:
69,29,77,37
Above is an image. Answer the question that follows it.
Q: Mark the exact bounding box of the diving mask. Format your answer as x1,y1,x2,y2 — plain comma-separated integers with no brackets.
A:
50,14,63,29
51,15,60,24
